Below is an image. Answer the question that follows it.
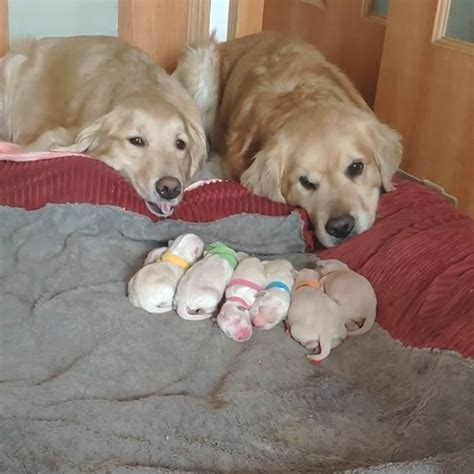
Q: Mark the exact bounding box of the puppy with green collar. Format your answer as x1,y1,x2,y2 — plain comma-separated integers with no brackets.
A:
175,242,245,321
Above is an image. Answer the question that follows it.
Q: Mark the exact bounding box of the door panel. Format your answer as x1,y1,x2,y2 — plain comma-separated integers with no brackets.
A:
445,0,474,43
262,0,387,106
374,0,474,215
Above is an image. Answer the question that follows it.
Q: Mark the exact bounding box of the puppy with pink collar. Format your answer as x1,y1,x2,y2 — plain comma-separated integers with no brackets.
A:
175,242,244,320
217,256,266,342
128,233,204,314
250,259,294,330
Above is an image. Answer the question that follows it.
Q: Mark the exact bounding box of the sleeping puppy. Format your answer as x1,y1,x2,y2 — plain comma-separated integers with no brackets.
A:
174,242,244,321
0,36,206,216
317,259,377,335
128,234,204,314
217,256,266,342
288,269,347,362
174,32,403,246
250,259,294,330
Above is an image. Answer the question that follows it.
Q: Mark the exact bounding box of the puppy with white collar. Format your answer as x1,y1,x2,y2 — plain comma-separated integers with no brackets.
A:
317,259,377,335
217,256,266,342
175,242,244,320
250,259,294,330
128,233,204,314
287,268,347,362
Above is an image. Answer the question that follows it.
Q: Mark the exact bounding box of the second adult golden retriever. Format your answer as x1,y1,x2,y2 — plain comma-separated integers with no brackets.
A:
0,36,206,216
174,32,403,246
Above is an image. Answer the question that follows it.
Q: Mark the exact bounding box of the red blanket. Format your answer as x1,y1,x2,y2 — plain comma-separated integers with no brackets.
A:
1,155,472,358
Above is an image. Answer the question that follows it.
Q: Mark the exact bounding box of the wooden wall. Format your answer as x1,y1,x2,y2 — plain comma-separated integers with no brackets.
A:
119,0,210,73
228,0,265,39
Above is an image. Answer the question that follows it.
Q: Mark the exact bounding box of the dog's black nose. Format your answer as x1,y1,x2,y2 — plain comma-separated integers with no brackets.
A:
325,215,355,239
155,177,181,200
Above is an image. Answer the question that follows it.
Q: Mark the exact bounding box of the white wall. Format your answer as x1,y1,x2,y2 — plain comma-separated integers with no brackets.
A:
9,0,118,40
209,0,230,41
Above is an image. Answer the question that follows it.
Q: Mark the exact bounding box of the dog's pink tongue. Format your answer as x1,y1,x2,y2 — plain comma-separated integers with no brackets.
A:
146,200,175,217
158,202,173,217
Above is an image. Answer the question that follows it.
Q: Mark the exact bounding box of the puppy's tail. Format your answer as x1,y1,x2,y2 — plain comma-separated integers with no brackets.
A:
347,306,377,336
173,35,220,137
306,336,331,362
176,288,221,321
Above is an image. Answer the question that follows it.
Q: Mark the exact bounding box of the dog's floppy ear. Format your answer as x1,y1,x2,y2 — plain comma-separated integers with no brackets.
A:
184,118,207,178
373,122,403,192
144,247,168,265
240,145,286,203
52,113,111,154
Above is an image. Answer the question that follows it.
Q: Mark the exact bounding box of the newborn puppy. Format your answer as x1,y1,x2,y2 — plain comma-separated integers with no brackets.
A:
175,242,242,320
217,256,266,342
317,259,377,335
250,259,294,330
287,269,347,362
128,233,204,313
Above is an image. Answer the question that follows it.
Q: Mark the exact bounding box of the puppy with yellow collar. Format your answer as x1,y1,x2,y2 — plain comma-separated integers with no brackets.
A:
128,234,204,314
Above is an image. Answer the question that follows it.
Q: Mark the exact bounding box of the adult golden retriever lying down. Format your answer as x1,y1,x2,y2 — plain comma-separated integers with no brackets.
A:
0,36,206,216
174,32,402,247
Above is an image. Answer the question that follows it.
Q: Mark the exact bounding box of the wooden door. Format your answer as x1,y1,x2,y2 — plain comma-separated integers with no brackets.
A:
375,0,474,215
263,0,388,106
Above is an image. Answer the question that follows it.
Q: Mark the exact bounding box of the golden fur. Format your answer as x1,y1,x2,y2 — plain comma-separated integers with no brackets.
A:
174,32,402,246
0,36,206,214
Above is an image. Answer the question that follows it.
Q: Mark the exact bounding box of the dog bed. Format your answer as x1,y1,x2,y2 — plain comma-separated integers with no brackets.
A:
0,153,473,472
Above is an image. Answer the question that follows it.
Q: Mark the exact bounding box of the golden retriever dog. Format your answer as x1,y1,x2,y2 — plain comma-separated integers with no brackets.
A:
0,36,206,216
174,32,402,246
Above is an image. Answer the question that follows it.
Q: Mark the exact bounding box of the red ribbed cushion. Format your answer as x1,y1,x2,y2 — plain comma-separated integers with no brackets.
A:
0,156,472,358
0,156,314,248
321,183,474,358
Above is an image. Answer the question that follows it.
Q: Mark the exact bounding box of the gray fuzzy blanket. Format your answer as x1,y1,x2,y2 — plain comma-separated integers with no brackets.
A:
0,204,473,473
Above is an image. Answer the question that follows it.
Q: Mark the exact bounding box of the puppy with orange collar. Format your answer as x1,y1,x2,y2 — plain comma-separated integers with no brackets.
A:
128,234,204,314
217,256,266,342
287,268,347,362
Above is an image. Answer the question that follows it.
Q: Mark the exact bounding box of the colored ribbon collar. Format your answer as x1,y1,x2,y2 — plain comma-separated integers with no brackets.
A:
205,242,239,269
227,296,252,310
265,281,291,294
294,279,320,291
227,278,263,292
161,251,191,270
226,278,264,310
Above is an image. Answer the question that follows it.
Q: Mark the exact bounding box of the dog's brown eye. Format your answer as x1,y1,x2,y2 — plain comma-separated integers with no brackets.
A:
347,161,364,178
299,176,318,191
128,136,145,147
175,139,186,150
